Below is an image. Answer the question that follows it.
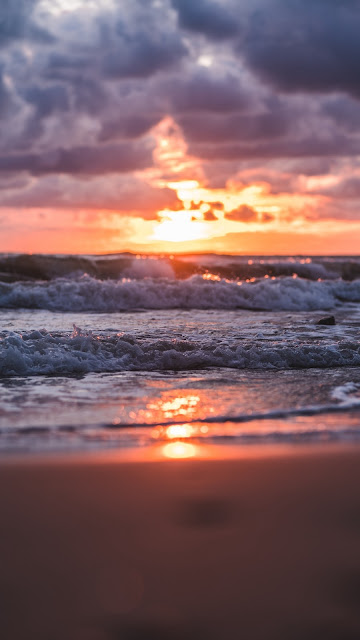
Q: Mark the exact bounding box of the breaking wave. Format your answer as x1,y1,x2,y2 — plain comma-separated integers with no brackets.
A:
1,273,360,312
1,328,360,376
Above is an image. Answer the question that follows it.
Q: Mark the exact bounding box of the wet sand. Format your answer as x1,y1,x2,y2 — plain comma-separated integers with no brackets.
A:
1,444,360,639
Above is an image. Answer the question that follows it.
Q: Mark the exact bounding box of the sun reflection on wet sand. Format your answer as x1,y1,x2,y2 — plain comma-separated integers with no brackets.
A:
151,422,205,442
162,441,198,459
153,421,202,459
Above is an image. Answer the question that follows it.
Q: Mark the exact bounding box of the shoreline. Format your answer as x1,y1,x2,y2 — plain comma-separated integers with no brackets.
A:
2,438,360,464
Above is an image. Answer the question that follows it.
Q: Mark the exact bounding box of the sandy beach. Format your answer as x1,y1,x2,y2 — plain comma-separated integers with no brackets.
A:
1,444,360,639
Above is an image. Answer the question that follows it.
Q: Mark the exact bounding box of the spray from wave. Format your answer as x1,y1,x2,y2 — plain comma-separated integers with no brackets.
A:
1,273,360,312
1,325,360,376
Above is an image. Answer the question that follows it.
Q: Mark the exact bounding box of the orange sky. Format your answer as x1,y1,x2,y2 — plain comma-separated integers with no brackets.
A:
2,117,360,255
1,1,360,255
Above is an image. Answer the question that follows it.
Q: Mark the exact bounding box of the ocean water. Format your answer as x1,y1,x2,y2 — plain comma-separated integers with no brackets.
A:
1,252,360,454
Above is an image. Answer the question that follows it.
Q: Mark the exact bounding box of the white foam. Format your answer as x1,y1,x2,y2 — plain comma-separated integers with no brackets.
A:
1,275,360,312
1,328,360,376
122,257,175,279
331,381,360,406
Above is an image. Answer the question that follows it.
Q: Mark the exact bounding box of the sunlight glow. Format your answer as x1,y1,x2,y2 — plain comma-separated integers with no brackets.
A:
153,210,209,243
197,55,213,67
162,442,197,459
133,116,333,252
202,273,221,281
38,0,114,15
167,180,200,191
165,424,195,439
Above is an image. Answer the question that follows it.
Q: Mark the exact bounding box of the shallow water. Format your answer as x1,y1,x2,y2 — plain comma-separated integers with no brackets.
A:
1,254,360,454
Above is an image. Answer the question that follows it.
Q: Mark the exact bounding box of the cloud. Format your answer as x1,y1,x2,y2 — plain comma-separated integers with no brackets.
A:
261,212,275,223
240,0,360,97
102,29,187,79
0,0,54,47
99,113,163,142
171,0,238,40
191,134,360,161
0,0,360,245
0,0,32,46
0,140,154,175
0,70,13,116
314,176,360,200
23,84,70,116
322,96,360,132
162,68,249,113
212,201,225,210
178,110,290,144
203,209,218,221
0,174,180,218
225,204,258,222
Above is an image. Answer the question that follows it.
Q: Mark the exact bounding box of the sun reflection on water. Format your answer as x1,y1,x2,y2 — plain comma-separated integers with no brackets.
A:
146,393,201,421
165,424,195,439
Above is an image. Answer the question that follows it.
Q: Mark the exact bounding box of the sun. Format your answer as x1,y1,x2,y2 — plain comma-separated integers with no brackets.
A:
153,210,209,243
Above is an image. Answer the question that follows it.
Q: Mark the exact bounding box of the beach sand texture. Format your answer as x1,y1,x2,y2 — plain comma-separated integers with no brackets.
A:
1,445,360,639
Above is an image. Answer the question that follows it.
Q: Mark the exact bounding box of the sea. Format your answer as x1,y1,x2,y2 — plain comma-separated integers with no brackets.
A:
1,252,360,455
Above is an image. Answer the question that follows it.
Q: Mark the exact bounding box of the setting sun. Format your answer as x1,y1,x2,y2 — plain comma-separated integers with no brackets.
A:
153,210,209,243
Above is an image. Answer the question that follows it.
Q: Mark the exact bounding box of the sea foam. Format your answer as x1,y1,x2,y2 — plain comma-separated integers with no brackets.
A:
1,328,360,376
1,274,360,312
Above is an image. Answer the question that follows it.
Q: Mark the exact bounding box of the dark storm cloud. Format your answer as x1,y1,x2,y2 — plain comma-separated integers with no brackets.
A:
72,77,109,116
225,205,258,222
191,134,360,161
0,141,153,176
0,0,54,46
322,96,360,132
171,0,238,40
0,0,32,46
239,0,360,97
99,114,163,142
284,158,336,177
42,4,188,83
43,56,109,116
45,53,91,78
98,0,189,80
171,0,360,99
162,69,249,113
1,0,360,221
178,110,290,144
0,70,12,116
102,29,187,79
23,84,70,116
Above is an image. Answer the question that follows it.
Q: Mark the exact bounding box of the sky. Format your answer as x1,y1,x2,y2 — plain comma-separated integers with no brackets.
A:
1,0,360,255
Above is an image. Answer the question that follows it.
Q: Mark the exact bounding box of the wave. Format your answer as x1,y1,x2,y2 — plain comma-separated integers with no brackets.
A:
1,273,360,312
1,253,360,283
1,328,360,376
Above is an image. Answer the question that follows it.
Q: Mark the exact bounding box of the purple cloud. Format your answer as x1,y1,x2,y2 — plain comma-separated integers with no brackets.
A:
225,205,258,222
